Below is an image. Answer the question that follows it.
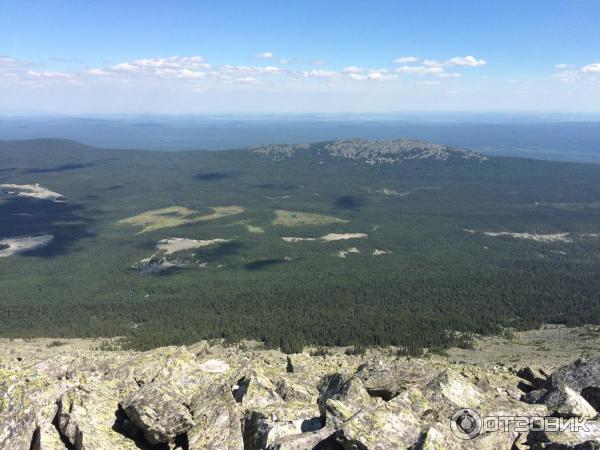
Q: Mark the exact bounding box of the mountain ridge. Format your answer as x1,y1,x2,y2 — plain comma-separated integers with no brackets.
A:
250,138,489,164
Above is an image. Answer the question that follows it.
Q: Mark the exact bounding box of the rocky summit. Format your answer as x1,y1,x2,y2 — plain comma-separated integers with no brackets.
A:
2,336,600,450
250,139,488,164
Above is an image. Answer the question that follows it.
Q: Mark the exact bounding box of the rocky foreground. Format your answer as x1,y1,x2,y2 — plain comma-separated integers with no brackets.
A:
2,335,600,450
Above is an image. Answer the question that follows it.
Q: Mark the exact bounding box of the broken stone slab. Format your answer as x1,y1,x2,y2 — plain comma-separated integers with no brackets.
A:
31,420,67,450
416,421,519,450
540,386,598,419
326,398,422,449
187,382,244,450
545,358,600,411
286,353,312,373
355,358,438,400
266,426,337,450
242,405,323,450
57,384,139,450
198,359,230,374
317,373,372,418
120,381,195,445
0,368,71,450
276,377,318,404
233,368,284,409
107,346,200,397
526,420,600,449
423,368,486,411
517,367,547,389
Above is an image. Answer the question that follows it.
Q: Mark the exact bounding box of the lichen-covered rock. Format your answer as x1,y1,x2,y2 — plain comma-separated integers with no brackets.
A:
119,347,204,444
267,426,336,450
198,359,230,374
57,384,138,450
276,377,318,404
327,398,422,449
540,386,598,419
120,381,195,444
423,369,486,411
188,382,244,450
527,420,600,449
356,358,438,400
416,422,519,450
286,353,312,373
317,373,372,417
242,405,323,450
233,368,284,409
517,367,547,389
0,368,70,450
545,358,600,411
4,337,600,450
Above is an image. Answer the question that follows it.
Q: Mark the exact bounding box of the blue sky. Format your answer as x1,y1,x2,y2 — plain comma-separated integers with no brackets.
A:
1,0,599,114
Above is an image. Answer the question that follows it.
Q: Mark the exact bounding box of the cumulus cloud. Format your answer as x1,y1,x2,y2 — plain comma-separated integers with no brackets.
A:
302,69,337,79
448,56,486,67
393,56,418,64
366,71,391,81
0,52,487,92
423,56,486,68
552,62,600,82
581,63,600,73
256,51,273,59
341,66,364,73
395,65,444,76
27,70,72,79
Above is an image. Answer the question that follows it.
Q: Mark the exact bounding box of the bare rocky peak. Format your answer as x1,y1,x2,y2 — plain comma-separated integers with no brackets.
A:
250,138,489,164
249,143,311,158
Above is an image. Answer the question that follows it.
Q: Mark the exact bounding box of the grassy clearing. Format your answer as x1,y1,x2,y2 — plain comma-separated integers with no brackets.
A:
272,209,347,227
118,205,244,233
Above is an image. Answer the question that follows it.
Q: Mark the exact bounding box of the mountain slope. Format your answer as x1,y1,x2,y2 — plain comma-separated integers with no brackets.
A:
1,138,600,352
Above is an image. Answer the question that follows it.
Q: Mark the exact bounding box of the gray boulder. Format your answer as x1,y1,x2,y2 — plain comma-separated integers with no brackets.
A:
355,358,438,400
546,358,600,411
317,373,372,418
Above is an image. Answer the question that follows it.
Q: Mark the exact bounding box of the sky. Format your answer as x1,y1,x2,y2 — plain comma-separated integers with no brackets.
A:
1,0,600,114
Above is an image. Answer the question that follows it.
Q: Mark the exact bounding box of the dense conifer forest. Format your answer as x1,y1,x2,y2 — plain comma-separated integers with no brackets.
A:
2,139,600,351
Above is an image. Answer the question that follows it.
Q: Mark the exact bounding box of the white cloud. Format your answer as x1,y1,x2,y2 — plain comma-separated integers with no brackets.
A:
424,56,486,68
302,69,337,78
393,56,418,64
235,76,259,84
555,63,574,69
581,63,600,73
366,71,389,81
27,70,72,79
448,56,486,67
395,65,444,76
177,69,205,79
437,72,462,79
311,59,327,65
342,66,364,73
348,73,366,81
256,51,273,59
